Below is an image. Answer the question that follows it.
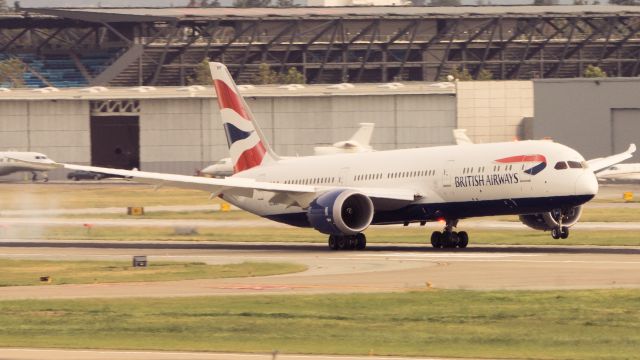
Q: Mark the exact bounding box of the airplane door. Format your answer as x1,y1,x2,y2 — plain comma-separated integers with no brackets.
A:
339,167,350,186
519,163,534,193
442,160,454,188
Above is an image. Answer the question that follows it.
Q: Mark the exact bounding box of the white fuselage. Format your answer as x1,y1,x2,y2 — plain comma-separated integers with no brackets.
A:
0,152,56,176
596,163,640,182
222,140,598,226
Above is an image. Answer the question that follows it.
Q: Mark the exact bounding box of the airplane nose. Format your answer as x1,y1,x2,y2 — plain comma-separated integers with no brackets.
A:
576,171,599,196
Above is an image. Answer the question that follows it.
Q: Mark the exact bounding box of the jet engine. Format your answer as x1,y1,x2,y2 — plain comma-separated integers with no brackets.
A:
307,189,374,236
519,206,583,231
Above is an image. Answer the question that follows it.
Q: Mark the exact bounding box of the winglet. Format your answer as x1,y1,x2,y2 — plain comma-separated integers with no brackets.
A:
588,143,636,173
627,143,636,155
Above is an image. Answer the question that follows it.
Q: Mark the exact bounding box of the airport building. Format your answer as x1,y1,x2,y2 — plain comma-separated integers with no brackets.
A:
533,77,640,161
0,80,532,177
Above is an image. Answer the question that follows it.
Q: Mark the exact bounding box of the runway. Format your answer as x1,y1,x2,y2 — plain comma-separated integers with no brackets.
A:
1,240,639,300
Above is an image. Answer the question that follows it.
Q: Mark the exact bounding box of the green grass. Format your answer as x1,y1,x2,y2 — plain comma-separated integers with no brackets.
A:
51,206,640,222
0,183,217,209
0,260,306,287
4,225,640,246
0,290,638,359
493,207,640,222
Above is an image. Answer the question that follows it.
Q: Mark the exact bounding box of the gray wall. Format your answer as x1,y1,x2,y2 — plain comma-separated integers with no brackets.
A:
0,92,457,177
140,93,456,173
533,78,640,160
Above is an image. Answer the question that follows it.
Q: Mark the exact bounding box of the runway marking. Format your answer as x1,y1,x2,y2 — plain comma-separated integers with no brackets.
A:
356,253,539,258
0,348,449,360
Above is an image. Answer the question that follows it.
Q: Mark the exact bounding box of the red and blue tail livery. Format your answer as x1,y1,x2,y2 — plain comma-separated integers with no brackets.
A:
210,63,272,174
495,154,547,175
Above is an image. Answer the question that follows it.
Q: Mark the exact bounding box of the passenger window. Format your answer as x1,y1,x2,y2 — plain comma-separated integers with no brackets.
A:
554,161,568,170
567,161,582,169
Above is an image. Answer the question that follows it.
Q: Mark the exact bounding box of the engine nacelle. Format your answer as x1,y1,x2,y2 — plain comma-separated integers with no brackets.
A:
519,206,583,231
307,189,374,236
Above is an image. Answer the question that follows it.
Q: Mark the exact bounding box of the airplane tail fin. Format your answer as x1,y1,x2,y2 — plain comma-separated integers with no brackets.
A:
209,62,279,174
348,123,375,148
453,129,473,145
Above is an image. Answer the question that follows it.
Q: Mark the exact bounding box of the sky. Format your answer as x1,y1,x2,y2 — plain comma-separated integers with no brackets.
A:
15,0,587,7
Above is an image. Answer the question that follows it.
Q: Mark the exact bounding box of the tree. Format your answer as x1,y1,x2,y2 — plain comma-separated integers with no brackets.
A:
232,0,271,7
411,0,428,5
280,67,305,84
0,57,26,88
476,68,493,81
533,0,556,4
429,0,461,5
277,0,294,6
255,63,279,85
253,63,305,85
584,64,607,78
446,66,473,81
609,0,638,4
187,59,212,85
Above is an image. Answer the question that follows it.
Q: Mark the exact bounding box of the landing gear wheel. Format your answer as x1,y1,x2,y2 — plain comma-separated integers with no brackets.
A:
431,231,442,248
328,235,339,250
457,231,469,248
347,236,357,250
355,233,367,250
551,228,561,240
560,226,569,239
439,232,458,248
337,236,349,250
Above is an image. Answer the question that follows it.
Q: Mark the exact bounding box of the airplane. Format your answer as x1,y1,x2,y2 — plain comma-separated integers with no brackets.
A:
201,123,375,178
63,62,636,250
313,122,374,155
595,163,640,182
0,151,57,181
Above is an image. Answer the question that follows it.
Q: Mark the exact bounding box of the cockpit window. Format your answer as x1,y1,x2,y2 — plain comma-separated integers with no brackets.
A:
567,161,583,169
554,161,568,170
609,166,619,171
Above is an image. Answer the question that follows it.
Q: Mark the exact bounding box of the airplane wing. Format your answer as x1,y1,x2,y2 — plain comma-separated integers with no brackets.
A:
587,143,636,173
63,163,417,208
6,158,62,171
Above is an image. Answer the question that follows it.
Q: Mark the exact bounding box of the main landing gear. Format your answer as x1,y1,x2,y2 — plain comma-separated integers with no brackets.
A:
328,233,367,250
551,226,569,240
430,219,469,249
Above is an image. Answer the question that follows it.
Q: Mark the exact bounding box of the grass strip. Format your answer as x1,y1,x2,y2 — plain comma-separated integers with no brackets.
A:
0,260,306,287
0,184,216,209
3,225,640,246
0,290,638,359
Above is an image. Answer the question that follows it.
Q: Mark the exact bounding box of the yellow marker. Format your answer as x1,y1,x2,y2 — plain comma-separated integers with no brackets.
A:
623,192,633,202
221,203,231,212
127,207,145,216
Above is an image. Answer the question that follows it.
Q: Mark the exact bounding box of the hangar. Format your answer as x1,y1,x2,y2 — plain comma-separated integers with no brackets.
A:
533,77,640,162
0,80,533,178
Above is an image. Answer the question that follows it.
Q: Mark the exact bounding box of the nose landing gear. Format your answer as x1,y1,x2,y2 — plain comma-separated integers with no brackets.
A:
551,226,569,240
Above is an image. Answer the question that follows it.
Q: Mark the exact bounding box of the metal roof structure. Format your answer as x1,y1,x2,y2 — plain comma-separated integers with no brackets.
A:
27,6,640,21
2,5,640,87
